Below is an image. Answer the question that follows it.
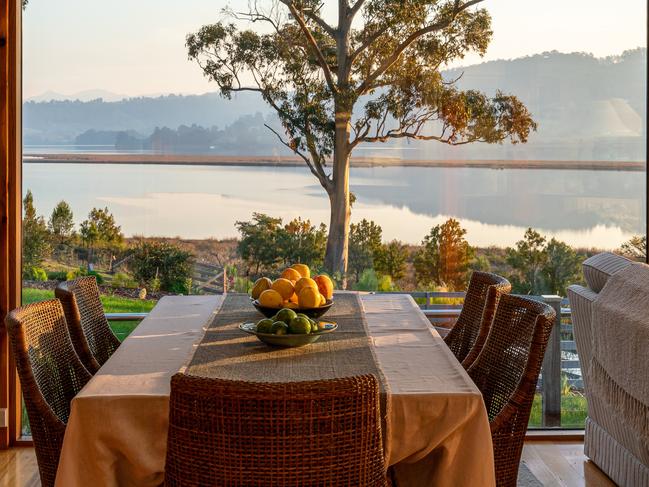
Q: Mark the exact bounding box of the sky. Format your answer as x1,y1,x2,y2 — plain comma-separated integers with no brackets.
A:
23,0,647,99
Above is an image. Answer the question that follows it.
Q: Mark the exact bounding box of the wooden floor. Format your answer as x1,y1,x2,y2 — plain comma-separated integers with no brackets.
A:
522,442,616,486
0,442,617,486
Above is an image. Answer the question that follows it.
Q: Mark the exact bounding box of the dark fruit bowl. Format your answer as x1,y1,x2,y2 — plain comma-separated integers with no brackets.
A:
239,321,337,348
251,299,333,319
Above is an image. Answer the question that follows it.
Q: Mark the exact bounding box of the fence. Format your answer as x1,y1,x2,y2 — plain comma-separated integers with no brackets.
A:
106,290,576,429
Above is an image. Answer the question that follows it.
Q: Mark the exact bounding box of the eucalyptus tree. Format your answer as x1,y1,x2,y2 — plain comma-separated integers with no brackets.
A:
187,0,537,279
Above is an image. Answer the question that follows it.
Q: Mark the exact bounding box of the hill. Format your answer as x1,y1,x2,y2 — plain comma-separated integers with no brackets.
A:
23,49,646,161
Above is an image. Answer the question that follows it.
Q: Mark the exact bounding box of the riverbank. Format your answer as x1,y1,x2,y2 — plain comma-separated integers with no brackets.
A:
23,153,646,171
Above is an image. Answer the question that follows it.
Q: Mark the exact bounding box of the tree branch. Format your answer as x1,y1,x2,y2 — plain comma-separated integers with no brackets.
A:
304,10,336,38
280,1,338,92
349,0,366,19
265,123,332,190
356,0,485,95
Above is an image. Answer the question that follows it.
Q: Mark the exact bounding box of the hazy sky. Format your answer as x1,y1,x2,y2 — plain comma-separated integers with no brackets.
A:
23,0,647,99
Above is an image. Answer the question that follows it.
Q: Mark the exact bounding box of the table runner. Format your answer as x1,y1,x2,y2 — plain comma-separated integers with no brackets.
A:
186,293,391,458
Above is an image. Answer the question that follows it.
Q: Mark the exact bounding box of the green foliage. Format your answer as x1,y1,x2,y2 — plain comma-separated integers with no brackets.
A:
22,190,51,272
233,276,253,293
277,217,327,270
377,274,396,292
355,269,379,291
111,272,138,289
65,267,105,285
374,240,408,282
79,207,124,268
542,238,582,296
48,200,76,246
414,218,473,291
236,213,327,277
80,207,123,249
348,219,383,283
129,241,193,293
506,229,582,296
620,235,646,261
47,270,69,281
506,228,547,294
470,254,491,273
236,213,283,275
25,266,47,282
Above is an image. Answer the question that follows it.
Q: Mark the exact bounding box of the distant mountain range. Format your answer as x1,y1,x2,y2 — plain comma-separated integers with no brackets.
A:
23,49,646,162
26,89,130,103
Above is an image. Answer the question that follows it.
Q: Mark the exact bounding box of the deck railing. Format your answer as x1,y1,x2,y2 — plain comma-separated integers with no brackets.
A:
106,291,575,428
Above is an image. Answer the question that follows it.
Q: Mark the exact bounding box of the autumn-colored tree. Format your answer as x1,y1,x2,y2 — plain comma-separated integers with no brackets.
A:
414,218,472,290
348,219,383,282
375,239,408,282
187,0,536,280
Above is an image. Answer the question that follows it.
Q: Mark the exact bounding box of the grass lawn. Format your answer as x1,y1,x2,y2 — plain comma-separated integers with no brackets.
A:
22,288,156,340
529,393,587,428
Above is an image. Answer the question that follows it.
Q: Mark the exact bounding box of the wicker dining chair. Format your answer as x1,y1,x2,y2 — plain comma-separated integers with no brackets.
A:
55,276,121,374
444,271,511,368
5,299,92,487
165,373,389,487
466,294,556,487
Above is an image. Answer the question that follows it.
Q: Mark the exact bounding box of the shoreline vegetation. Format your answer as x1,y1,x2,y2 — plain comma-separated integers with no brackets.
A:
23,153,646,171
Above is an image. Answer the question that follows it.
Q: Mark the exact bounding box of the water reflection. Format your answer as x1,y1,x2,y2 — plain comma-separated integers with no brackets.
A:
23,163,644,249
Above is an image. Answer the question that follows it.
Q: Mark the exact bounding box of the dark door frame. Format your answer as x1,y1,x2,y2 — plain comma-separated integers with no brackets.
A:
0,0,23,447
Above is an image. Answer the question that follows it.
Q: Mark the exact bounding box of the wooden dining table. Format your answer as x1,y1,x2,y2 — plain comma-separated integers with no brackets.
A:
55,293,495,487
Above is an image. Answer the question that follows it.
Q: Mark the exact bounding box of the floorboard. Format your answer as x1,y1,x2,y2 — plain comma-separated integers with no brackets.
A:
0,442,618,486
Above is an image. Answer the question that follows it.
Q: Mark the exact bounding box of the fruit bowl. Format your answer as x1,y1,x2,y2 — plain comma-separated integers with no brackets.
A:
239,321,337,347
252,299,333,319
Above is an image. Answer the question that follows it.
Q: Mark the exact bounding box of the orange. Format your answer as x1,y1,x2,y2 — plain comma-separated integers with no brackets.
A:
251,277,272,300
258,289,283,308
291,263,311,279
295,277,318,295
289,292,299,304
298,286,320,308
319,293,326,306
271,278,295,300
280,267,302,282
314,275,334,300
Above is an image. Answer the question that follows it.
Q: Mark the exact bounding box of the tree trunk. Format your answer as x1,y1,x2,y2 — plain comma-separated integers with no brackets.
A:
324,110,351,284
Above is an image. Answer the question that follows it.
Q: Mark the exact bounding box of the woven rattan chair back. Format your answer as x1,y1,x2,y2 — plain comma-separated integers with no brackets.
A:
165,373,388,487
444,271,511,368
5,299,92,487
467,294,555,487
56,276,120,373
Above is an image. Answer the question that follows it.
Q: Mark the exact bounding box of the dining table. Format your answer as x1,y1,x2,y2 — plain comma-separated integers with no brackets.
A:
54,292,495,487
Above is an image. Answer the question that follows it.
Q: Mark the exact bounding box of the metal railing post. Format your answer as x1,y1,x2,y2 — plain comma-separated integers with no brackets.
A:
541,295,562,427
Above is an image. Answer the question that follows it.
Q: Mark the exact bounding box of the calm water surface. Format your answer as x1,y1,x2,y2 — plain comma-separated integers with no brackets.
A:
23,163,645,249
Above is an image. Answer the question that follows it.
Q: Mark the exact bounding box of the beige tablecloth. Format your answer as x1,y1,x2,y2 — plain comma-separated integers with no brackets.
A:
55,293,494,487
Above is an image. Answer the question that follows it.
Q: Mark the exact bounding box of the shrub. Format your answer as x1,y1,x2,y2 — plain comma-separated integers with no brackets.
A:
47,270,68,281
355,269,379,291
111,272,137,289
65,267,104,284
25,266,47,282
129,241,193,293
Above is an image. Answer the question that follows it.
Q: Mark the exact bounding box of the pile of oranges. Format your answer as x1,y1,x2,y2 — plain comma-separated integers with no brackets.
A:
251,263,334,309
